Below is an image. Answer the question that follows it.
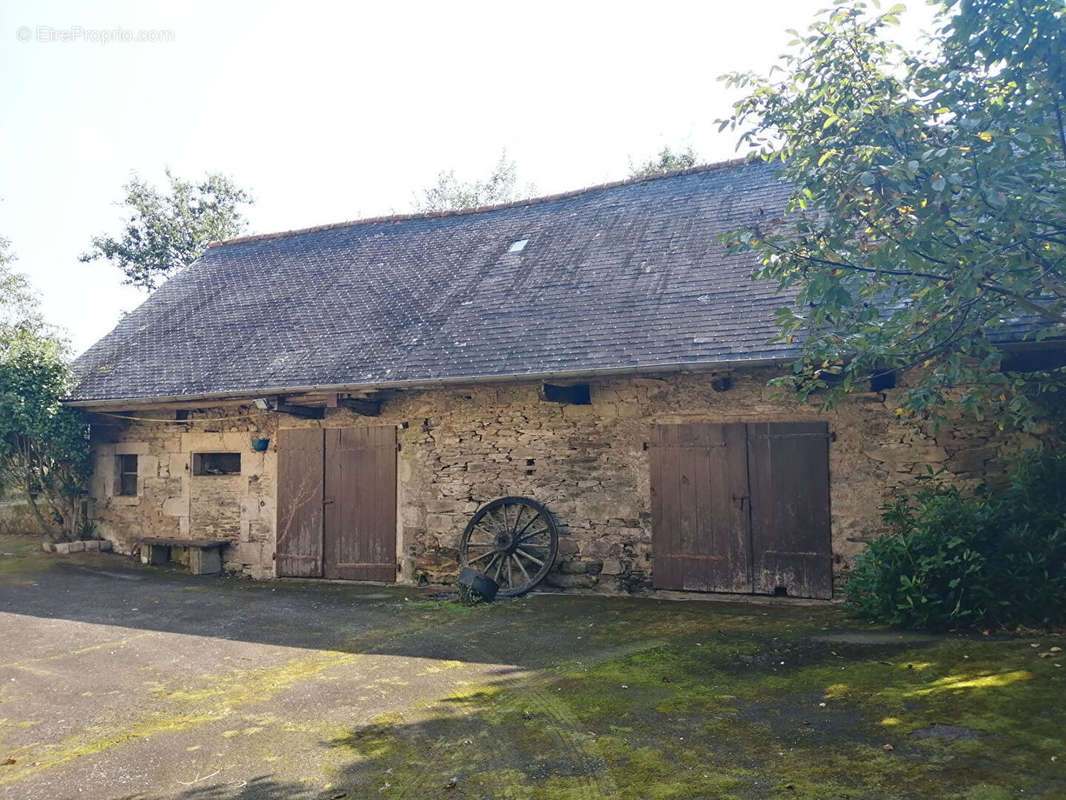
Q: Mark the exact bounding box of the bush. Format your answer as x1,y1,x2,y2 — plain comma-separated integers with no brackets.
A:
845,451,1066,631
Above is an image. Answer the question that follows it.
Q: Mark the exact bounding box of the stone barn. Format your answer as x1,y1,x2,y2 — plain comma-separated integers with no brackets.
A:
67,160,1047,598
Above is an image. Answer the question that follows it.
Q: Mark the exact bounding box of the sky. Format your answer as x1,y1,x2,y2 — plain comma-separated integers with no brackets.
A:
0,0,940,355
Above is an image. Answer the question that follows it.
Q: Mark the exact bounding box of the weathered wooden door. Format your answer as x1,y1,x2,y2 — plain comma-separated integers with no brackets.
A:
276,426,397,582
276,427,324,577
650,421,832,599
747,422,832,599
323,426,397,581
650,423,752,593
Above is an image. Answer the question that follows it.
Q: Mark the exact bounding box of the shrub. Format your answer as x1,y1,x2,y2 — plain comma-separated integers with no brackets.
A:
845,451,1066,630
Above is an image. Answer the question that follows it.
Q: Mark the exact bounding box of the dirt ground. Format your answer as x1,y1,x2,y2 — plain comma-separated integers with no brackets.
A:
0,533,1064,800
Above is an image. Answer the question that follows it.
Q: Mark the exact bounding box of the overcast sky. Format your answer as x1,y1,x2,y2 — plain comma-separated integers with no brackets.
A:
0,0,939,355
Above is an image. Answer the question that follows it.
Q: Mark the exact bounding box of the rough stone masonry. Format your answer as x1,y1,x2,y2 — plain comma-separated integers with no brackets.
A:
85,368,1051,593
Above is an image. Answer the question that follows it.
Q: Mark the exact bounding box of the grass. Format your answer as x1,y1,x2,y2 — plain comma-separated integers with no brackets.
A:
327,605,1066,799
2,530,1064,798
0,532,57,582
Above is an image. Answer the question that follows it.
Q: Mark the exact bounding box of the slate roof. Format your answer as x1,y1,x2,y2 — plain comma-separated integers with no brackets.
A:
71,159,800,404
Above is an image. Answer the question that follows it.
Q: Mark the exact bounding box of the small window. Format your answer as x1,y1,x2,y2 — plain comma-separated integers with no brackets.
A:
542,383,591,405
193,452,241,476
116,454,138,496
508,238,529,253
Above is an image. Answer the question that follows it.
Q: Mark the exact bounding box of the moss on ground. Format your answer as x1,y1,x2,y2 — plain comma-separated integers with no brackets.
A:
0,648,363,788
0,533,56,580
2,546,1062,798
326,603,1066,800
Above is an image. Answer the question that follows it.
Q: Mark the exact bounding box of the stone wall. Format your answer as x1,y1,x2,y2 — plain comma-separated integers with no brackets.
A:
85,369,1051,592
90,413,278,578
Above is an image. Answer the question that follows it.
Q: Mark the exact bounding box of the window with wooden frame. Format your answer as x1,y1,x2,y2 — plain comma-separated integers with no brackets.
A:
116,454,138,496
193,452,241,476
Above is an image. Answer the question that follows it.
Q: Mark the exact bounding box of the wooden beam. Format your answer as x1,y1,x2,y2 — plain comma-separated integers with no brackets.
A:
338,397,382,417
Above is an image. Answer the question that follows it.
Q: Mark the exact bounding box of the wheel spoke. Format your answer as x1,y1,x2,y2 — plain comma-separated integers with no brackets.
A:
514,512,541,538
515,547,544,566
517,526,549,543
492,553,504,581
467,549,497,565
512,553,531,582
472,522,498,542
489,508,508,535
510,504,526,534
507,555,513,588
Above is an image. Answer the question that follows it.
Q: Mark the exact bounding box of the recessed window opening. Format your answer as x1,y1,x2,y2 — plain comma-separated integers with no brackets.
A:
116,454,138,496
508,238,529,253
773,586,789,597
193,452,241,476
542,383,591,405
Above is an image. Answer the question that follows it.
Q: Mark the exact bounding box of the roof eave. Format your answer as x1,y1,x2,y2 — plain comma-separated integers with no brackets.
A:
64,356,793,410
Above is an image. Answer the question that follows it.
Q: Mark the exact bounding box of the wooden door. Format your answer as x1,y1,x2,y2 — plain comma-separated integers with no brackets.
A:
323,426,397,581
747,422,833,599
650,423,752,592
649,421,832,599
276,427,324,577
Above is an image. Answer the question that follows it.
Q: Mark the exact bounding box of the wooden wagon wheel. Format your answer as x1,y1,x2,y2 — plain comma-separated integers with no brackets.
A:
459,496,559,597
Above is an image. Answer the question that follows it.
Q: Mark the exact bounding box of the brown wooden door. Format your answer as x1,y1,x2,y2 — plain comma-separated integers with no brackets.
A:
276,427,324,577
650,423,752,592
323,426,397,581
747,422,833,599
649,421,832,599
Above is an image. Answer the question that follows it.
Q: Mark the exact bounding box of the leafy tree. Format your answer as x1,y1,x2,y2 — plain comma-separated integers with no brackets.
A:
0,240,91,539
719,0,1066,429
0,238,41,334
81,170,253,291
628,146,699,178
414,151,534,212
0,332,91,539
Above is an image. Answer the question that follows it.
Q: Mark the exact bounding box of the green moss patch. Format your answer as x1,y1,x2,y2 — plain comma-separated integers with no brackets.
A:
325,607,1065,799
0,533,55,580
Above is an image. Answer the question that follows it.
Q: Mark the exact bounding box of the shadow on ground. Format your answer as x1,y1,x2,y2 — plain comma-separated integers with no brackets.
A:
2,534,1064,800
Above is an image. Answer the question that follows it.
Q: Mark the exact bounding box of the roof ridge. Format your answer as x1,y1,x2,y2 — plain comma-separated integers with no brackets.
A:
208,156,756,249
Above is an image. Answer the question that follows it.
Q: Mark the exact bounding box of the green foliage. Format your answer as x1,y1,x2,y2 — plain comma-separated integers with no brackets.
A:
455,582,487,606
0,240,91,539
845,450,1066,630
81,170,253,291
414,151,533,212
0,330,92,540
0,238,42,335
628,146,699,179
719,1,1066,429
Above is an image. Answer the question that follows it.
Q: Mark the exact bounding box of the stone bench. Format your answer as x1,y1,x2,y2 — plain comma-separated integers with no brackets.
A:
139,538,228,575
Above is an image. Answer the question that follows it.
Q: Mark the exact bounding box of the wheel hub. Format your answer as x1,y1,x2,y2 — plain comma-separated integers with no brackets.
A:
495,530,515,552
